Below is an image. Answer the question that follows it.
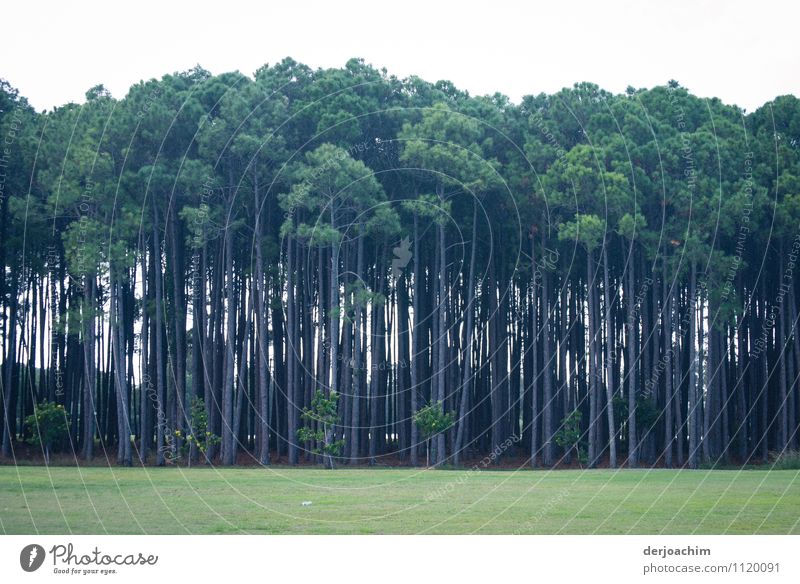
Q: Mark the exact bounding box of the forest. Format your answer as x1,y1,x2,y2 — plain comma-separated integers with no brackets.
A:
1,57,799,470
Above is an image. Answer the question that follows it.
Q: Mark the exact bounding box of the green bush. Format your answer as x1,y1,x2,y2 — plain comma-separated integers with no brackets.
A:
24,401,70,464
297,390,345,469
413,401,455,467
175,397,220,465
769,450,800,470
554,410,586,467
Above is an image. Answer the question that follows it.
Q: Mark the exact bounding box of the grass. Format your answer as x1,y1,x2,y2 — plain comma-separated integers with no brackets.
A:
0,465,798,534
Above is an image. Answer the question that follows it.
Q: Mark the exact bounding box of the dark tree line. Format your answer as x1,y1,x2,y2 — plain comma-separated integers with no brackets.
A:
1,59,799,468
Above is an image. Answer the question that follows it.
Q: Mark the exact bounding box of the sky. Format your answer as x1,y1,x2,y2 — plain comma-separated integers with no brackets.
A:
2,0,798,113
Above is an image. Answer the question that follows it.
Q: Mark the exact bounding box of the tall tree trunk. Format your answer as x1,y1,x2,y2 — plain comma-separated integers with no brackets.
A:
1,274,19,458
111,277,132,466
329,206,340,397
626,249,638,467
409,214,420,466
587,249,599,467
541,251,553,466
530,236,540,467
789,278,800,451
777,248,789,452
687,261,699,469
254,171,271,465
350,234,365,463
233,285,251,451
702,298,712,463
221,223,237,465
153,216,167,466
169,209,187,453
602,238,617,468
489,257,503,462
435,211,447,465
454,204,477,466
139,244,151,463
663,257,674,468
286,237,299,465
396,260,411,461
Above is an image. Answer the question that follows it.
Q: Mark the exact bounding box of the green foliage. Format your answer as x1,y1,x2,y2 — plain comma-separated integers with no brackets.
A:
24,401,70,463
558,213,606,251
768,450,800,470
612,394,628,432
280,143,393,245
297,391,345,465
399,102,499,199
413,401,455,440
554,410,587,467
635,397,659,432
413,401,455,467
616,211,647,240
175,397,220,462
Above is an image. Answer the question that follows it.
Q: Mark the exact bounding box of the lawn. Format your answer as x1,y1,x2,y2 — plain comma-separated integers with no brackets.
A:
0,466,798,534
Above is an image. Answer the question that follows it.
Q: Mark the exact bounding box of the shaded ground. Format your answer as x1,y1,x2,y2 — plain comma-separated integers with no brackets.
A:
0,466,798,534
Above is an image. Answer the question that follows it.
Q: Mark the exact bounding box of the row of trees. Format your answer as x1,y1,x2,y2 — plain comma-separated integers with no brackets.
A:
1,58,799,468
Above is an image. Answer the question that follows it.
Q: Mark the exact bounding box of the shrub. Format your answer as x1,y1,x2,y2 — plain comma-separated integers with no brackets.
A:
554,410,586,468
413,401,455,467
175,397,220,466
24,401,70,464
769,450,800,470
297,390,345,469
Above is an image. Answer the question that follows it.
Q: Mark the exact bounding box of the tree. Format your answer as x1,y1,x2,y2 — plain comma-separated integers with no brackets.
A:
414,401,456,467
554,410,586,468
297,390,345,469
175,397,221,467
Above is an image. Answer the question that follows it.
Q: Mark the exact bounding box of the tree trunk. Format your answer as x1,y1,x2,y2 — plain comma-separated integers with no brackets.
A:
111,277,132,466
153,216,167,466
286,237,298,465
254,172,271,465
2,291,17,457
169,209,187,453
663,257,674,468
350,234,365,463
602,239,617,468
542,250,553,466
778,249,788,452
409,214,420,466
435,210,447,465
221,223,237,465
81,275,95,461
530,236,540,467
687,261,699,469
626,248,637,467
329,205,340,397
454,204,477,466
587,249,598,467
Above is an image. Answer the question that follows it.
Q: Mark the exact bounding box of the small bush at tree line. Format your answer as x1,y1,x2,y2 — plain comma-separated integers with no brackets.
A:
554,410,587,467
297,390,345,469
24,401,70,465
413,401,455,467
175,397,221,466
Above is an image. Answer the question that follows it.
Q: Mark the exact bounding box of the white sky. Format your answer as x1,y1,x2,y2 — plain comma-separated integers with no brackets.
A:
2,0,798,113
